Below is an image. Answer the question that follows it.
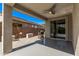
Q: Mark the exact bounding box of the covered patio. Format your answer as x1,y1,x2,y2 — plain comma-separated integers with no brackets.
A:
2,3,79,56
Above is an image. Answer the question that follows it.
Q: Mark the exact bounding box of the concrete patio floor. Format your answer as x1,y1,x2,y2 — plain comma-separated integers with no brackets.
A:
0,36,74,56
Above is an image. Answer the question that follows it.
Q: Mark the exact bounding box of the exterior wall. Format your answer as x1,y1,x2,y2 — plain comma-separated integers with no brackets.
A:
45,14,73,41
72,4,79,55
68,15,73,41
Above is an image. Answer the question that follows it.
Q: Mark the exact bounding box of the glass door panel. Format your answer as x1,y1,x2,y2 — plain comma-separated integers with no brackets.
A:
50,19,66,39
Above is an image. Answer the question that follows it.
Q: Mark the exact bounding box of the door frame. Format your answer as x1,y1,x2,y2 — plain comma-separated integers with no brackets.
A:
50,16,69,41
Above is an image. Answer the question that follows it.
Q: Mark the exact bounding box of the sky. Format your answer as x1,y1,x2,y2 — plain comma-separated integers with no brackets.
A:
12,10,45,24
0,3,2,13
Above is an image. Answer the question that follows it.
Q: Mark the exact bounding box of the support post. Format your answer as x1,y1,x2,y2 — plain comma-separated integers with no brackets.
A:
2,4,12,54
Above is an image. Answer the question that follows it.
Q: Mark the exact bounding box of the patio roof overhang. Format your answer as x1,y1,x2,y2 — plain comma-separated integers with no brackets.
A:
6,3,73,21
5,3,48,20
13,3,48,20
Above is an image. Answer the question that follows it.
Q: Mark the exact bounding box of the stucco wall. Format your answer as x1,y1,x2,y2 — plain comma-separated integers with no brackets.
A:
72,4,79,55
68,14,73,41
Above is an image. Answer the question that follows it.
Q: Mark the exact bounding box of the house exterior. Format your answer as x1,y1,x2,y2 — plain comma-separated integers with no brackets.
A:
0,16,44,41
2,3,79,56
12,17,44,39
44,4,79,56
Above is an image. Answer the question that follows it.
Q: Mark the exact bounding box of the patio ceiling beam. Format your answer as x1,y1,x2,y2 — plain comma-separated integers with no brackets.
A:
13,3,48,20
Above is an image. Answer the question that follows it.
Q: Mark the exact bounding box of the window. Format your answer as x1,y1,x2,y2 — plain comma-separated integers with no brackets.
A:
18,24,22,27
21,24,29,29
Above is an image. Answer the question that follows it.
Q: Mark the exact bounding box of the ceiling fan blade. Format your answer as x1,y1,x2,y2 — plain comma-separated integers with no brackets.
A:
51,4,56,10
42,4,56,14
51,4,56,14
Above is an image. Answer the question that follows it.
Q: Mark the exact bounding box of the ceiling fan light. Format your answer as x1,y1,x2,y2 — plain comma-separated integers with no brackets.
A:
49,11,52,14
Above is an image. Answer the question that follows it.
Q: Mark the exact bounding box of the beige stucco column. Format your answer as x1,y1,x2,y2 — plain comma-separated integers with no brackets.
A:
2,4,12,54
45,20,50,38
72,4,79,56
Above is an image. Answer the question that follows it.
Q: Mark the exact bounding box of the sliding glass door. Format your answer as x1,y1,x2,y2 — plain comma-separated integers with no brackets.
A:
50,19,66,39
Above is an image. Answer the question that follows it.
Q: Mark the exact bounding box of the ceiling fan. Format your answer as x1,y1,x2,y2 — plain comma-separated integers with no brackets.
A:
42,4,56,14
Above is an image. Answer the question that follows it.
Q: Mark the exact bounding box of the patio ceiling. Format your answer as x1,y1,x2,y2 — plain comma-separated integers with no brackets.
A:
19,3,73,18
13,3,48,20
7,3,73,20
